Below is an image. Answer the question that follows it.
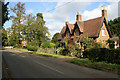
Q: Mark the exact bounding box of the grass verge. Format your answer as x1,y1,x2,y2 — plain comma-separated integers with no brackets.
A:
21,49,69,58
67,58,120,74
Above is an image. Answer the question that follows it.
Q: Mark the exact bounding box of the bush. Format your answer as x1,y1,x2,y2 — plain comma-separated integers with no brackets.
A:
27,40,39,46
94,43,103,48
59,48,70,56
83,48,120,64
41,42,55,49
27,46,39,51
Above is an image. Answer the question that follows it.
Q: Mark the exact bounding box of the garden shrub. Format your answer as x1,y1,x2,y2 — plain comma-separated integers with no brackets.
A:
83,48,120,64
41,42,55,49
27,46,39,51
59,48,70,56
27,40,39,46
94,43,103,48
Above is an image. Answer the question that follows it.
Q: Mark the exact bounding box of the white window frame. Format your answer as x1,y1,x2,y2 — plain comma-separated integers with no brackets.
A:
102,29,105,36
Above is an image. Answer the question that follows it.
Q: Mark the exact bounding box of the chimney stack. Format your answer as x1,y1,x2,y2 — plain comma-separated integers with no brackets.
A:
76,12,82,22
102,6,108,22
65,20,68,26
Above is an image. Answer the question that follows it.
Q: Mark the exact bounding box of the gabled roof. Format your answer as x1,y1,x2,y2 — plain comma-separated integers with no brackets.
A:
83,16,104,37
67,23,74,34
76,21,84,32
58,16,111,42
57,26,66,40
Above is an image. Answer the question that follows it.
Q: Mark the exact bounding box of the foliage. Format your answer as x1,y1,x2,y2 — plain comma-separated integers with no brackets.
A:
64,38,67,48
59,47,71,56
2,2,9,26
51,33,60,44
67,58,120,74
8,2,50,47
27,40,39,46
41,42,55,48
21,49,69,57
10,2,26,47
94,42,103,48
83,48,120,64
2,27,8,46
55,41,60,49
23,13,49,47
83,35,94,50
106,39,115,49
108,17,120,38
27,46,39,51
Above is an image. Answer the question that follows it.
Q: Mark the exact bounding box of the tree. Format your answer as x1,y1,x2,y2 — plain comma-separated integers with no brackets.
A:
2,2,9,26
2,27,8,46
32,13,49,47
83,35,94,50
10,2,26,47
51,33,60,44
108,17,120,38
22,13,50,47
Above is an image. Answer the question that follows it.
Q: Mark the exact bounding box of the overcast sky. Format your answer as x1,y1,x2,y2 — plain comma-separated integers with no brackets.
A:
4,0,119,39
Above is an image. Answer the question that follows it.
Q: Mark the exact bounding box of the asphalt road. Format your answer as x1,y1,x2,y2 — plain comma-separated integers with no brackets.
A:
2,49,119,78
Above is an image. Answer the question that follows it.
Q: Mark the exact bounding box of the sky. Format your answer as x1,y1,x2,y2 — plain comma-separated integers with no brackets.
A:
4,0,119,39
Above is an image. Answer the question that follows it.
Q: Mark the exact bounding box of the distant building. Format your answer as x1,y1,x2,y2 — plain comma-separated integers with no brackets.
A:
57,6,112,49
21,39,27,47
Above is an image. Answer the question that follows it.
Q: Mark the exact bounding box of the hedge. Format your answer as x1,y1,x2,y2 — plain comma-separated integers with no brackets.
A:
83,48,120,64
27,46,39,51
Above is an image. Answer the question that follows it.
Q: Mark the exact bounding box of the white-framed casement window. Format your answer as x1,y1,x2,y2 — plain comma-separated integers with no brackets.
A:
102,29,105,36
67,32,70,38
76,32,79,37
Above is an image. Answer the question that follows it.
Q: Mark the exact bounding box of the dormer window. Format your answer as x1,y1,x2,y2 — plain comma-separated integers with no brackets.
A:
67,33,70,38
76,32,79,37
102,29,105,36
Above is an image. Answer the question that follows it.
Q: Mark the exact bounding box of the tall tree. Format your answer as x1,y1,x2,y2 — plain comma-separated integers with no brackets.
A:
22,14,35,42
108,17,120,38
2,2,9,26
22,13,50,47
51,33,60,44
10,2,26,47
32,13,49,47
2,27,8,46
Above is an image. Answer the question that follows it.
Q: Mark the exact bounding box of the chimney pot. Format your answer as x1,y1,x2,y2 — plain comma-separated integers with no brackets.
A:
76,12,82,22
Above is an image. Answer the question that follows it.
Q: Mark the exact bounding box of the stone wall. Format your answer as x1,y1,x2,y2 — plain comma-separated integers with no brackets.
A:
96,22,110,47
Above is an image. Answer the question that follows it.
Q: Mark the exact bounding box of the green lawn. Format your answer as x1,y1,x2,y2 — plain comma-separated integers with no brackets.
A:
67,58,120,74
21,49,69,58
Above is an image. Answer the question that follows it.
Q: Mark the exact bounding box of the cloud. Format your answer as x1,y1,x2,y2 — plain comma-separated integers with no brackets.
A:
82,2,118,21
27,9,34,14
43,2,91,38
43,1,118,38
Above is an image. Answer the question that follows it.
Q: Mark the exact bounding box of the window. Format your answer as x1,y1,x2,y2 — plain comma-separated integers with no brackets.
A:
102,29,105,36
76,32,79,37
67,33,70,38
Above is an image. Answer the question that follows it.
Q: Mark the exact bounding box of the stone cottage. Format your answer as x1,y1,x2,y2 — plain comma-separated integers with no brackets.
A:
57,6,112,49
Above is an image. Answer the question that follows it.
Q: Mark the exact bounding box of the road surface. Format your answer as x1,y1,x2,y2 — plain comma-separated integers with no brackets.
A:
2,49,119,78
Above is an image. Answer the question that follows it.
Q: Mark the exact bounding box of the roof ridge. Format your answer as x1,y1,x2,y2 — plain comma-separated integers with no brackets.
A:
84,16,104,22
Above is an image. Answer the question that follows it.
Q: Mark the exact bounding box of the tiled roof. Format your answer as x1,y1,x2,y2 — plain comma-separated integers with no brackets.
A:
58,16,110,42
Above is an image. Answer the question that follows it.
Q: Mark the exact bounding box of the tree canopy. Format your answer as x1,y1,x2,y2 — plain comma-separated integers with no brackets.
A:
108,17,120,38
2,2,9,26
8,2,50,47
51,33,60,44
